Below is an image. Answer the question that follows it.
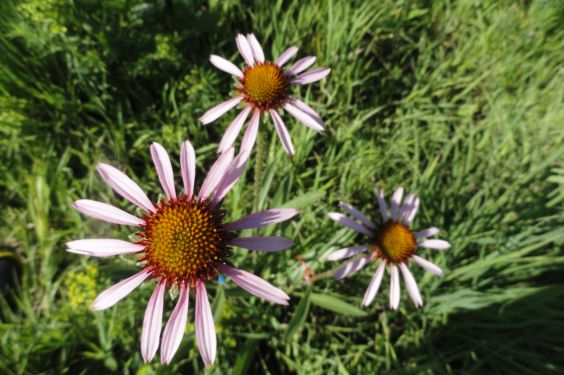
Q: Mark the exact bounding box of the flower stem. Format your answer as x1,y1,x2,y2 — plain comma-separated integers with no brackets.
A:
253,131,264,211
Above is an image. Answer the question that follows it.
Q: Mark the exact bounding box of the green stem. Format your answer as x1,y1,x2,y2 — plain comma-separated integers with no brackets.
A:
253,131,264,211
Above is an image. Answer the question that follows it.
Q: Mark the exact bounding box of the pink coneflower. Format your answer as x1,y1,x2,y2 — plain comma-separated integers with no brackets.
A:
67,141,297,366
327,186,450,309
200,33,331,156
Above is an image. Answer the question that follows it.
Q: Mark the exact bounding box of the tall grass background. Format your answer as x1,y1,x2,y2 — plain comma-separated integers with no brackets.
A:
0,0,563,373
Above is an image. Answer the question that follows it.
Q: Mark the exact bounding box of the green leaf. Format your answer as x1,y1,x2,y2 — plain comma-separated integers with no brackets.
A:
232,338,260,375
310,293,368,317
284,287,311,341
280,191,325,210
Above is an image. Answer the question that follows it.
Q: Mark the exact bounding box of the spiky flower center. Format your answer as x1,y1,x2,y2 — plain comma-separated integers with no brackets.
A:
372,220,416,264
239,62,289,110
138,196,230,285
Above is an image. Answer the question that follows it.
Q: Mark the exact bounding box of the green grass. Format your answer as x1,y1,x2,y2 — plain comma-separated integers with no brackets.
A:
1,0,563,373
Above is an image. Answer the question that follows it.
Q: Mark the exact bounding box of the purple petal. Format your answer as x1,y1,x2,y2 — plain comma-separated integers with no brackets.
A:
224,208,298,231
229,237,293,252
150,142,176,199
275,46,298,67
399,263,423,308
282,102,324,132
246,34,264,63
389,264,400,310
199,96,243,125
218,107,252,153
270,110,295,155
180,140,196,198
390,186,404,220
236,34,254,66
333,254,373,280
160,283,190,364
73,199,144,226
198,148,235,201
338,202,375,229
209,55,243,78
406,198,420,223
326,245,368,261
398,193,415,223
66,239,144,257
91,269,150,310
412,255,443,276
375,187,389,221
415,227,439,239
220,264,289,305
328,212,372,236
212,150,251,206
195,281,216,367
418,239,451,250
362,260,386,306
97,163,155,213
240,110,260,152
292,67,331,85
287,56,316,76
141,281,166,363
288,98,324,125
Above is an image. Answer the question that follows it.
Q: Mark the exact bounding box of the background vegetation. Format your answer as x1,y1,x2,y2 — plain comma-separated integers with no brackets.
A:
1,0,563,373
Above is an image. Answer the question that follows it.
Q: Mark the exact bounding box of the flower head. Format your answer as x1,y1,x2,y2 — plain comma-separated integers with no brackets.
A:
327,186,450,309
67,141,297,366
200,33,331,156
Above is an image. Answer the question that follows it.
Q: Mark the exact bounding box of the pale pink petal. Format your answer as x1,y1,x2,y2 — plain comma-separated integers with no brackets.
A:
229,237,293,252
240,110,260,152
338,202,375,229
236,34,254,66
412,255,443,276
219,264,289,305
199,96,243,125
287,56,316,76
333,254,373,280
180,140,196,198
292,67,331,85
399,263,423,308
73,199,144,226
224,208,298,231
198,148,234,201
282,102,324,132
326,245,368,261
141,280,166,363
161,283,190,364
209,55,243,78
91,269,150,310
150,142,176,199
328,212,372,236
97,163,155,213
269,110,295,155
275,46,298,67
398,193,415,222
375,187,389,221
212,150,250,206
218,107,252,153
288,98,324,125
390,186,404,220
389,264,400,310
66,239,144,257
362,260,386,306
246,34,264,63
418,239,451,250
406,198,420,223
415,227,439,239
195,281,216,367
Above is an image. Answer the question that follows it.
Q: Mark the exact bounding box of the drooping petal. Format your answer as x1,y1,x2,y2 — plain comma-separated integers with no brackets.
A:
195,281,216,367
275,46,298,67
236,34,254,66
199,96,243,125
415,227,440,238
270,110,294,155
96,163,155,213
246,34,264,63
338,202,375,229
399,263,423,308
66,239,144,257
418,239,451,250
224,208,298,231
292,67,331,85
240,110,260,152
218,107,252,153
180,140,196,198
212,150,250,206
91,269,150,310
328,212,372,236
375,187,389,221
390,186,404,220
72,199,144,226
141,280,166,363
326,245,368,261
209,55,243,78
398,193,415,223
406,198,420,223
220,264,289,305
389,264,400,310
288,98,324,125
150,142,176,199
362,260,386,306
333,254,373,280
198,148,234,201
229,237,293,252
287,56,316,76
412,255,444,276
282,102,324,132
161,283,190,364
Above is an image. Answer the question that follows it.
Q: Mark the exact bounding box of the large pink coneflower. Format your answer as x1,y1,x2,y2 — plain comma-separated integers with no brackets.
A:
200,33,330,156
327,186,450,309
67,141,297,366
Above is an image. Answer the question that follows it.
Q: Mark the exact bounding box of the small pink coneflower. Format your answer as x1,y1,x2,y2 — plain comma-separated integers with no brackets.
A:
200,33,331,156
67,141,297,366
327,186,450,309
